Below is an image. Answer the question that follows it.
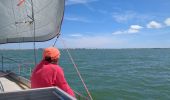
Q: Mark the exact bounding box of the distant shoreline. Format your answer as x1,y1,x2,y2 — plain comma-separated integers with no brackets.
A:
0,48,170,50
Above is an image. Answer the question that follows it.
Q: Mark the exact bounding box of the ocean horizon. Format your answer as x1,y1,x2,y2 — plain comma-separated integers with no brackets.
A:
0,49,170,100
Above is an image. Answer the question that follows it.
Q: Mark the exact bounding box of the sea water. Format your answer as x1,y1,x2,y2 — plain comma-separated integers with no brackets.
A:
0,49,170,100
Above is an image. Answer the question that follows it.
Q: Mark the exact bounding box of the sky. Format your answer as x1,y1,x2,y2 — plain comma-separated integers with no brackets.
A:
1,0,170,49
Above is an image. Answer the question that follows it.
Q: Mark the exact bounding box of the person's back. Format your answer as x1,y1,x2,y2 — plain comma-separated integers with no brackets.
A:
31,60,61,88
30,47,75,97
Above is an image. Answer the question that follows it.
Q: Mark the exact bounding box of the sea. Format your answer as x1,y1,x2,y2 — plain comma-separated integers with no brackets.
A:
0,48,170,100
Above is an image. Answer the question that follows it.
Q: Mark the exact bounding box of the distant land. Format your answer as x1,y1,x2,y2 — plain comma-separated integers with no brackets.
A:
0,48,170,50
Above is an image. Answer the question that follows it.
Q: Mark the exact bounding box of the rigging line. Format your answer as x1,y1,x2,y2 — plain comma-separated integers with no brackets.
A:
24,0,32,23
30,0,37,66
17,0,25,52
23,0,36,65
59,38,93,100
11,0,21,50
53,33,61,47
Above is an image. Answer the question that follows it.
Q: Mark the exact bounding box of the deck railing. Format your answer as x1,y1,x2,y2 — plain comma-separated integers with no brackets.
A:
1,56,33,79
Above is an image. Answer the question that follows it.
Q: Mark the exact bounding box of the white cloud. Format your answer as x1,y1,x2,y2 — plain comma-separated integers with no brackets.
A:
64,16,91,23
130,25,143,30
112,25,143,35
61,36,125,48
112,31,125,35
128,25,143,33
69,33,83,37
112,11,153,23
66,0,97,5
164,18,170,26
112,11,136,23
128,29,139,33
147,21,162,29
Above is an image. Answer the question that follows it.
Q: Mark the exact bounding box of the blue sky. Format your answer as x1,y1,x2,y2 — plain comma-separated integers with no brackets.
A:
1,0,170,49
60,0,170,48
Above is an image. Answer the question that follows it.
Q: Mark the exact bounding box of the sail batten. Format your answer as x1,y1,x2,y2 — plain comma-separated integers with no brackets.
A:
0,0,64,44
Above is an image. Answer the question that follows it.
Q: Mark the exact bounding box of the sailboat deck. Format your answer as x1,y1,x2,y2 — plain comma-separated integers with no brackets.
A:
0,71,76,100
0,72,28,92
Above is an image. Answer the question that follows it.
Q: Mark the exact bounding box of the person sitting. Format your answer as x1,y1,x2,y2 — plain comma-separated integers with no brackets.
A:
30,47,75,97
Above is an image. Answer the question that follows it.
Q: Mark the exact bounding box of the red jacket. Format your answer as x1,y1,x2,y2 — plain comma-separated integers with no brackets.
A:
30,60,75,97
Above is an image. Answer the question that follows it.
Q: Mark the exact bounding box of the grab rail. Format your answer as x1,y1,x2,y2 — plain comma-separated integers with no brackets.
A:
1,56,33,79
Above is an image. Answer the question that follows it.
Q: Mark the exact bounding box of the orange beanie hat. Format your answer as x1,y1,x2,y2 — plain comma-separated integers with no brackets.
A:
43,47,60,60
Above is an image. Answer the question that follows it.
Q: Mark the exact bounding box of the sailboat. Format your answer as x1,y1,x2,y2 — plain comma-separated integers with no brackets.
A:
0,0,91,100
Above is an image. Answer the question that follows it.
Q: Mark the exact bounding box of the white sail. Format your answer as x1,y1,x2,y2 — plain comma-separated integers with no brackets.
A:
0,0,65,44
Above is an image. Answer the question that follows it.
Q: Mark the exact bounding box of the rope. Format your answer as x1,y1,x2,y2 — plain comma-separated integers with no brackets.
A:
31,0,37,66
60,38,93,100
53,33,61,47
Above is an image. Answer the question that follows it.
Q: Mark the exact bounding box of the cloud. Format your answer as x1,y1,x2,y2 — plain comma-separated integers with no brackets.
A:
112,25,143,35
62,36,125,48
66,0,97,5
66,0,98,11
64,16,91,23
146,21,162,29
112,31,125,35
69,33,83,37
128,25,143,33
164,18,170,26
112,11,136,23
112,11,153,23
